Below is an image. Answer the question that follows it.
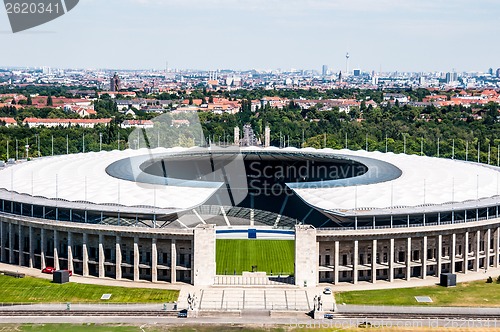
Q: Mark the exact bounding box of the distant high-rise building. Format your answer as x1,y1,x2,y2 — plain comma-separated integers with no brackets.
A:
488,68,494,76
110,73,121,92
445,72,458,84
419,76,427,86
353,69,361,76
345,52,350,76
322,65,328,77
264,126,271,147
496,68,500,78
208,71,218,81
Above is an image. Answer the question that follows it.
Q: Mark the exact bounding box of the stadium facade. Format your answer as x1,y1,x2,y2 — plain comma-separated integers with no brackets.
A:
0,147,499,287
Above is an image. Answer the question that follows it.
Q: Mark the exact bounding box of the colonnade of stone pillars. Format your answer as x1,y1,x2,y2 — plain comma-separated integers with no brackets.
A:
1,218,500,287
0,219,186,284
321,227,500,285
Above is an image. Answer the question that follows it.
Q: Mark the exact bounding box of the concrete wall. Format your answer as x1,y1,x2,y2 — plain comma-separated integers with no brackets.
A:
294,225,318,288
193,224,216,286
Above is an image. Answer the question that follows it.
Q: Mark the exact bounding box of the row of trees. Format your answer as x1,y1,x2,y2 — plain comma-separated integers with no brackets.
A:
0,85,499,165
198,100,500,165
0,124,133,160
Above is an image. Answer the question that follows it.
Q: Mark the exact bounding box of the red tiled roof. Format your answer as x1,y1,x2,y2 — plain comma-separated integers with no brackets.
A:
23,118,112,124
123,120,154,125
0,117,16,124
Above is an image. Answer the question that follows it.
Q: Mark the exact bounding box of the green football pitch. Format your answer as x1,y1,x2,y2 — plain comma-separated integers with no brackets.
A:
216,239,295,275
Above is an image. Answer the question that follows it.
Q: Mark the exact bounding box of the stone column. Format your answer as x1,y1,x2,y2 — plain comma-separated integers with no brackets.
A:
18,224,23,266
28,226,34,268
133,236,139,282
316,241,320,285
171,239,177,283
98,234,105,278
406,237,411,281
485,229,491,271
115,235,122,280
40,228,46,269
190,239,195,282
0,220,4,263
475,230,480,272
371,239,377,284
353,240,358,285
8,223,13,264
67,232,73,272
53,230,60,271
464,232,469,274
334,240,340,285
82,233,89,277
421,236,427,279
389,238,394,282
436,235,442,276
193,225,216,286
151,237,158,283
451,233,456,274
495,227,500,269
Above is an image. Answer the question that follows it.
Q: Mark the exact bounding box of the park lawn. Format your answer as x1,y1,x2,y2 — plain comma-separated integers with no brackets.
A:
20,324,141,332
0,275,179,303
336,280,500,307
216,239,294,275
14,325,500,332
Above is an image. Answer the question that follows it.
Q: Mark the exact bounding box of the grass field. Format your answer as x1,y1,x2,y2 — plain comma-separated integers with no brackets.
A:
0,275,179,303
336,280,500,307
18,324,141,332
7,325,500,332
1,325,290,332
216,239,294,275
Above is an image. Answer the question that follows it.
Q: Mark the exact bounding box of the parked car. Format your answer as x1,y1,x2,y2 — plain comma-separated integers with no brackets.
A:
323,287,332,295
324,313,334,319
177,309,188,318
41,267,55,274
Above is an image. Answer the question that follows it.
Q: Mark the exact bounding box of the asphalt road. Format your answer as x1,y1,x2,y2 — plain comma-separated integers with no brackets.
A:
2,313,500,329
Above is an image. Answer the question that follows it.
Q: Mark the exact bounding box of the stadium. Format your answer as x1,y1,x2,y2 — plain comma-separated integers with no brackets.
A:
0,146,499,288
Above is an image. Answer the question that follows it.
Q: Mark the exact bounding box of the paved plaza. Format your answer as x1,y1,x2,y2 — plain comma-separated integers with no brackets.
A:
187,288,336,312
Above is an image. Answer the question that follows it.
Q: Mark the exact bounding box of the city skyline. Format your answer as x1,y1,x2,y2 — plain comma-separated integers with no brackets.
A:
1,65,499,74
0,0,499,72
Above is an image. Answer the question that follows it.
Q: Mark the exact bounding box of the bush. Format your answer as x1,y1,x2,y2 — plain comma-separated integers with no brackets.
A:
487,276,493,283
497,275,500,284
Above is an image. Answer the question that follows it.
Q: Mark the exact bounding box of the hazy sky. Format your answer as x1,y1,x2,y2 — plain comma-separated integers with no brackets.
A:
0,0,499,72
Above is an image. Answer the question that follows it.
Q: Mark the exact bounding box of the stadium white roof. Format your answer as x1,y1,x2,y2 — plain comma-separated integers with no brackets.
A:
0,147,498,214
0,148,220,210
291,148,500,213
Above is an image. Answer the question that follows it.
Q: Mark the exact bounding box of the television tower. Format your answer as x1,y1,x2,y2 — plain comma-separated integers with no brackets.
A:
345,52,350,76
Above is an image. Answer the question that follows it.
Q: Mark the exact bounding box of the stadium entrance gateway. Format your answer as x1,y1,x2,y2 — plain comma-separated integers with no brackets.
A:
193,225,316,287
